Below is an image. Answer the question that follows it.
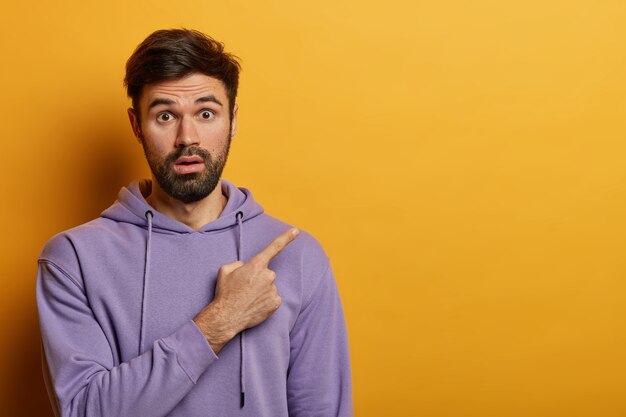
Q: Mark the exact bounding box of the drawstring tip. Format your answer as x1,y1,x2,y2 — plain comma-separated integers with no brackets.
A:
240,392,245,408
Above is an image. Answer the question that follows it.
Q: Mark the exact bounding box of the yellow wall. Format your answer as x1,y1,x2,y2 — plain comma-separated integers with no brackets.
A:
2,1,626,415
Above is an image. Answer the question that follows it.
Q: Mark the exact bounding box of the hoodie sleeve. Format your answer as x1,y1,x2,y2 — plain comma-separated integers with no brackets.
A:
36,259,218,417
286,262,353,417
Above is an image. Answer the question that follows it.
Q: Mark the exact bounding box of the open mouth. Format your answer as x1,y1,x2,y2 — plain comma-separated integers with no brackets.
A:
174,155,205,173
175,156,204,165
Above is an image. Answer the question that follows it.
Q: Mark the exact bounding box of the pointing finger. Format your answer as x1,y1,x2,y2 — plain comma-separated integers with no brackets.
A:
249,228,300,268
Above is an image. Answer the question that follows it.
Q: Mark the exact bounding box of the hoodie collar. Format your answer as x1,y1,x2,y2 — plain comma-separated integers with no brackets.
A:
100,179,264,234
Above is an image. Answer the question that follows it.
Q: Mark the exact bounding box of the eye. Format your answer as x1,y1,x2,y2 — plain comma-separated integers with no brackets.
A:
156,112,174,122
199,110,214,120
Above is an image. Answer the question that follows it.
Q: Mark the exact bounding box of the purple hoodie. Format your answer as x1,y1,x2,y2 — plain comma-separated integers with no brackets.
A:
36,179,352,417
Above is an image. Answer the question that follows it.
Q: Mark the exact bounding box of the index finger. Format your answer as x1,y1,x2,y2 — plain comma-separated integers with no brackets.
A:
249,228,300,268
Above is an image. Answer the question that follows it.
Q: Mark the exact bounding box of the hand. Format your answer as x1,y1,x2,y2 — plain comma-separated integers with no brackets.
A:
194,227,300,353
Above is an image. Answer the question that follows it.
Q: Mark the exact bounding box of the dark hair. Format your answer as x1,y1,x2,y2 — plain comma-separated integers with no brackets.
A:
124,29,241,120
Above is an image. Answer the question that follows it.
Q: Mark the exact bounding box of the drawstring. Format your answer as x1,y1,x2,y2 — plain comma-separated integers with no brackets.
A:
140,209,246,407
236,210,246,408
139,210,154,356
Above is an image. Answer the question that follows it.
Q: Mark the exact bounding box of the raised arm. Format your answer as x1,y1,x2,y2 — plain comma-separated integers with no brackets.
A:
194,227,300,350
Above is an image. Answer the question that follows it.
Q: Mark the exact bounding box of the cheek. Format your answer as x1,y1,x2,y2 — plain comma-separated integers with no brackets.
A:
199,125,231,149
142,124,175,148
141,136,171,159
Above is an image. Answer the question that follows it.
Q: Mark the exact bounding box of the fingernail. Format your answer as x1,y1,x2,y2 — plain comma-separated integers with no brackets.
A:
292,228,300,236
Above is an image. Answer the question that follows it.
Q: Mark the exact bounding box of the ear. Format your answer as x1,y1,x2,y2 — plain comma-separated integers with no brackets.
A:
230,103,239,139
127,107,142,143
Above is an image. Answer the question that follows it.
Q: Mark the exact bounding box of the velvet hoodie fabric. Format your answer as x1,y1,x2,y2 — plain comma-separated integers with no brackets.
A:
36,179,352,417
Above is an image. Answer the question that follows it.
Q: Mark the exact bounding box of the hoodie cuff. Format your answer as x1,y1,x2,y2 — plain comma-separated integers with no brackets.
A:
162,320,219,384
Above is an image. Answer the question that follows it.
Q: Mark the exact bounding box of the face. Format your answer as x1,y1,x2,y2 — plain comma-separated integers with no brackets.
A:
128,73,237,203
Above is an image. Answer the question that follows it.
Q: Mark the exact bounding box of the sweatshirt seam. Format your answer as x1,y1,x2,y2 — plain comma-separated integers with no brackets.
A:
38,258,85,293
300,258,331,312
160,338,197,385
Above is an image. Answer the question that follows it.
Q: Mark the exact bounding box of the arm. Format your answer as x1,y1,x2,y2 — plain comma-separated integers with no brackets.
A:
37,260,217,417
287,263,353,417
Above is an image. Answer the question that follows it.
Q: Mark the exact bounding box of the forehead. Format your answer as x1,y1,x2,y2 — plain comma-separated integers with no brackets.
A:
140,73,229,108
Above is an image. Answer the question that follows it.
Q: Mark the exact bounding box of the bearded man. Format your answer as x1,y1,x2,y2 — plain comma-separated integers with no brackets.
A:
36,28,352,417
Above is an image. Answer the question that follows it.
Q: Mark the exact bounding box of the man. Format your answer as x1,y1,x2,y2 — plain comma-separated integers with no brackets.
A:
36,29,352,417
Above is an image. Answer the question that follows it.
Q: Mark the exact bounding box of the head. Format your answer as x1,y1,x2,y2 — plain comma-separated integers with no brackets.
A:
125,29,240,122
124,29,241,203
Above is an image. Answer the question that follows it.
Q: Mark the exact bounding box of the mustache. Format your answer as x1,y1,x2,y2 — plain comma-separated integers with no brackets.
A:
165,146,211,165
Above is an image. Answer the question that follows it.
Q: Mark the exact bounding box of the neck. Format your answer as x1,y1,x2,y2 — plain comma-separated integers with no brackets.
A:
144,178,228,230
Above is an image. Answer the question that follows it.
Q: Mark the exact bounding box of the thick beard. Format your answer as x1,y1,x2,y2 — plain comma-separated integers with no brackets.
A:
142,140,231,204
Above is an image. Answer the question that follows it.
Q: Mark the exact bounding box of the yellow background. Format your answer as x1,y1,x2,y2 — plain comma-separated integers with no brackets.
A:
2,0,626,415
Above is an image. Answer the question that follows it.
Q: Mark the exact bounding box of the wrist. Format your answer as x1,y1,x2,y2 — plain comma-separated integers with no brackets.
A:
193,302,237,353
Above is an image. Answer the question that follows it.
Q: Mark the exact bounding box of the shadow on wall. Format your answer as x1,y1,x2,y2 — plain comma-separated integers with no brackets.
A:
73,125,142,223
50,108,143,226
7,106,139,416
8,305,56,417
3,296,54,417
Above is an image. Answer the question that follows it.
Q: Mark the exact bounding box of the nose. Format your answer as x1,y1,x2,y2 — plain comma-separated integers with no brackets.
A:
174,115,200,148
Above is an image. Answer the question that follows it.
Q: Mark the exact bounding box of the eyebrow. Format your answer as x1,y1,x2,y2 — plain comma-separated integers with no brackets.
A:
195,95,223,107
148,95,223,110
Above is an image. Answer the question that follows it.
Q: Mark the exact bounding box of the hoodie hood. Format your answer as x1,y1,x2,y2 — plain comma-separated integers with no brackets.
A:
100,178,264,234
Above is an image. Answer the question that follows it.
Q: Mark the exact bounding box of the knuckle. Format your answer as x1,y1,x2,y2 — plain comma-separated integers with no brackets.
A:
268,270,276,281
260,270,273,283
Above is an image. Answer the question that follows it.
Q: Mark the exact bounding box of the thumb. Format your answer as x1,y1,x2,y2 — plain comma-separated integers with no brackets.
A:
218,260,245,277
